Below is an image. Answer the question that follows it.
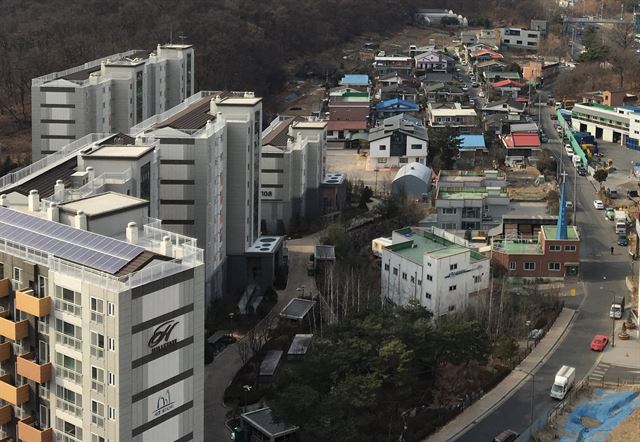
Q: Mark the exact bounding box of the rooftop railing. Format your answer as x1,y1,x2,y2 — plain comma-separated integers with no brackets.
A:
0,133,110,192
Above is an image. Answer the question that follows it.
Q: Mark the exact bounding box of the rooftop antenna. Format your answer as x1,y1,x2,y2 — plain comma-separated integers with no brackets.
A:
170,24,173,45
178,33,187,44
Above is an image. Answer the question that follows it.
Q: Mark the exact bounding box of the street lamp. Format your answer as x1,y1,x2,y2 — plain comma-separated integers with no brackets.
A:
515,368,535,426
374,165,380,197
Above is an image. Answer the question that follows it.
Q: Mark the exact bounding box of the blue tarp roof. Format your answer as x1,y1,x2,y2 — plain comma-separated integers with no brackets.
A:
374,98,420,112
458,134,486,150
339,74,370,86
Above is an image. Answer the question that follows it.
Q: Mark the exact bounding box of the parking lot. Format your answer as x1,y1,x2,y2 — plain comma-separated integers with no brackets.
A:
593,140,640,192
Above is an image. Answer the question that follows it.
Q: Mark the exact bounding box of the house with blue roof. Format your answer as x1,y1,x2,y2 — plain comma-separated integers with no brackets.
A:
339,74,370,87
373,98,421,120
457,134,488,167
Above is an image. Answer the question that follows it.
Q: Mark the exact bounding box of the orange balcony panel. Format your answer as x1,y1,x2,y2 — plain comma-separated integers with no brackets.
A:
18,417,53,442
0,278,9,298
0,404,11,425
0,375,29,406
0,342,11,362
0,311,29,341
17,353,52,384
16,289,51,317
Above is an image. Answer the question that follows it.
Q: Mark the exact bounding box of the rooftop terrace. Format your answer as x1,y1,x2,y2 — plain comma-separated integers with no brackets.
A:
388,228,487,265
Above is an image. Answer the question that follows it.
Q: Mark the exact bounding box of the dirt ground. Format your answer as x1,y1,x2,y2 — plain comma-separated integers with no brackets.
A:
605,406,640,442
507,166,555,201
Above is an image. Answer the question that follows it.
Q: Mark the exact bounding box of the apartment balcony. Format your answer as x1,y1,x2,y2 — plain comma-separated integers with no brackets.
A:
17,352,52,384
16,289,51,317
0,311,28,341
0,278,10,298
18,416,53,442
0,342,11,363
0,404,12,425
0,375,29,405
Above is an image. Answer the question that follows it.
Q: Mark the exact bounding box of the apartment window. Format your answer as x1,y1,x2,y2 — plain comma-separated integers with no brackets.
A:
523,262,536,271
91,332,105,359
56,385,82,417
13,267,22,284
90,297,104,324
38,275,48,297
108,337,115,352
0,262,3,279
140,161,151,203
426,274,433,281
92,400,105,427
107,302,116,316
379,145,387,151
55,353,82,384
450,263,458,271
417,280,422,286
377,158,387,164
410,275,415,283
474,275,482,283
425,292,432,299
108,407,116,421
55,319,82,350
402,272,407,280
399,158,408,164
91,366,105,393
565,245,576,252
92,434,105,442
448,305,456,312
393,267,398,275
549,245,561,252
384,264,389,271
548,262,561,271
441,208,457,214
108,372,116,386
449,285,457,291
54,286,81,316
56,418,82,441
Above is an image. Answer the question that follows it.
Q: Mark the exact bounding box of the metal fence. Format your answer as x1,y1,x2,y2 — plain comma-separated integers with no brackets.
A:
516,376,640,441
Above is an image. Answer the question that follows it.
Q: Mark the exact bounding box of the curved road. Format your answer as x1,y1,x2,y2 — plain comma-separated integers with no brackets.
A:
459,106,635,440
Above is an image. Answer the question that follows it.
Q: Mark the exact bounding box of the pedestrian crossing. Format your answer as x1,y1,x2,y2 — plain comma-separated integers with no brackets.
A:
589,362,611,384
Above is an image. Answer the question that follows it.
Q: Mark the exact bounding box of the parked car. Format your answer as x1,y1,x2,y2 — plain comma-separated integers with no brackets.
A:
564,145,574,156
493,430,520,442
605,208,615,220
478,91,485,98
462,85,469,91
541,133,548,143
472,81,480,87
590,335,609,352
577,166,586,176
627,190,638,199
618,235,629,246
593,200,604,209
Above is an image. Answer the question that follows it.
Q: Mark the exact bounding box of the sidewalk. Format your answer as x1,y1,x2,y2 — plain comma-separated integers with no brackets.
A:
203,234,319,442
601,331,640,369
427,308,576,442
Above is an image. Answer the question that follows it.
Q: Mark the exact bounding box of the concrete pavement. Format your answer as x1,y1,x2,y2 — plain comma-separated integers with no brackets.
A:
426,308,575,442
203,234,319,442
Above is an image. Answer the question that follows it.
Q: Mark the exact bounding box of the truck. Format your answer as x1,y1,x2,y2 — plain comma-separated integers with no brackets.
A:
614,210,629,234
550,365,576,400
610,295,625,319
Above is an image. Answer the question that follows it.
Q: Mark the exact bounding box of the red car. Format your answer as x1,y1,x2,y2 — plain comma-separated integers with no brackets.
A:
590,335,609,351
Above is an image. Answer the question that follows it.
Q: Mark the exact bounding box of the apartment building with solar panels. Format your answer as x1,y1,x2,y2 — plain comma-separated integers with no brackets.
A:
0,133,204,441
32,44,195,161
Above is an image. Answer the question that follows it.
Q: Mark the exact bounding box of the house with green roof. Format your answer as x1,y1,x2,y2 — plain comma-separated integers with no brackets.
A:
381,226,490,317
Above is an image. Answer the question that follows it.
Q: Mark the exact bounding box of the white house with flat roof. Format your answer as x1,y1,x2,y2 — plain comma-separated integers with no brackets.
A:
381,226,490,317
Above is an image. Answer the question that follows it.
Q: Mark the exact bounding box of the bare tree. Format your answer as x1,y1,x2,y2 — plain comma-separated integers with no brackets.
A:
237,339,252,365
607,22,636,51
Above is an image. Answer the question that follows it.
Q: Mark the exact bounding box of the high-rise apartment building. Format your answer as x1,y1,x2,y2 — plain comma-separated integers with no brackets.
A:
0,181,204,441
131,91,284,301
32,44,195,161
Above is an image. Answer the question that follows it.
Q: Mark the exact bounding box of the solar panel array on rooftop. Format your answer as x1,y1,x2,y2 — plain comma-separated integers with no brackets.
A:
0,207,143,274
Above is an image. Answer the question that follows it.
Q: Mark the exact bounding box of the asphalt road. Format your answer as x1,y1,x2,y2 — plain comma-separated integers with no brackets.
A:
458,106,635,441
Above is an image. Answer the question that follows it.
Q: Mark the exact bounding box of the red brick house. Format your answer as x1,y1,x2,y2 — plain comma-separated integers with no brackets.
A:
491,225,580,278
